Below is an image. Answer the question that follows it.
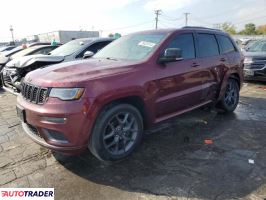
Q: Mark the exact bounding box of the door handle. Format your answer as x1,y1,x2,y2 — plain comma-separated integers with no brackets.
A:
191,63,200,67
220,58,226,62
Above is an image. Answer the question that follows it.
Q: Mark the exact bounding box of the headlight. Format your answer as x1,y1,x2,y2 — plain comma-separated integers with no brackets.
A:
244,57,253,64
49,88,84,101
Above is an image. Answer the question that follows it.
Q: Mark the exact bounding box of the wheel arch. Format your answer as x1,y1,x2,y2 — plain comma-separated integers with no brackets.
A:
91,95,152,130
217,71,241,101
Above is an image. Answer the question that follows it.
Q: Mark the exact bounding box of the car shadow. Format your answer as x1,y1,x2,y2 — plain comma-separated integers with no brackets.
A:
53,96,266,199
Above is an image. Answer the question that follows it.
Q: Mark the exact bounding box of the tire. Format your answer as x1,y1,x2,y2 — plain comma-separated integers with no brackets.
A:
89,104,143,162
218,78,239,113
0,76,3,89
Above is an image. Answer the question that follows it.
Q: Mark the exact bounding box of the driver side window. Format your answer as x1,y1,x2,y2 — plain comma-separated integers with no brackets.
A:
166,33,195,59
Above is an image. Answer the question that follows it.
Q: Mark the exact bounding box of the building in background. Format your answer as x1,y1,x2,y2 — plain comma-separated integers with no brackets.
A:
22,30,99,44
37,30,99,43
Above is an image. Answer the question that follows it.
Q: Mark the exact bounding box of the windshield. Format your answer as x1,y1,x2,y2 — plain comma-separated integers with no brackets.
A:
49,39,89,56
10,47,37,59
3,46,23,57
247,40,266,52
94,33,167,61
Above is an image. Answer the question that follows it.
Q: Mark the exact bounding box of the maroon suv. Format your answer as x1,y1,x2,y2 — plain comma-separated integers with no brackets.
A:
17,27,244,161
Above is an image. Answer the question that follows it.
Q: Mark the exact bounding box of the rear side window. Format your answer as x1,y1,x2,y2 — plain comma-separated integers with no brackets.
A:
217,35,236,54
166,33,195,59
197,33,219,57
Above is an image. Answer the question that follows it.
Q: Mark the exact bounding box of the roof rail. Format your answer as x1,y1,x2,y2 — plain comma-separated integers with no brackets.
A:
182,26,221,31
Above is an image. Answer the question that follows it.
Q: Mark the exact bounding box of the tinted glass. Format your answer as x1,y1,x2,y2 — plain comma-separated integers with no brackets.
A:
246,40,266,52
166,33,195,59
32,47,55,55
50,39,91,56
197,34,219,57
76,41,112,58
217,35,235,54
94,33,167,61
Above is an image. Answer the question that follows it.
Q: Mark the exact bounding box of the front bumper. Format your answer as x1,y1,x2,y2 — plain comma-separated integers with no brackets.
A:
244,64,266,81
17,94,94,155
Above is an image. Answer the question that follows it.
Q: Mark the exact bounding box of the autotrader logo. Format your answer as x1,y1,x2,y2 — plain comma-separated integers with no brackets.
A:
0,188,54,200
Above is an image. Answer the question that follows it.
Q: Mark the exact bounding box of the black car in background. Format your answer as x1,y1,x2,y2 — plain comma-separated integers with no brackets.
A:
243,40,266,81
0,45,60,88
1,37,113,93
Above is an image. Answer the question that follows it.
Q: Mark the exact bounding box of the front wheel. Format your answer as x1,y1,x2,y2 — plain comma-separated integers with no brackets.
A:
89,104,143,162
218,78,239,113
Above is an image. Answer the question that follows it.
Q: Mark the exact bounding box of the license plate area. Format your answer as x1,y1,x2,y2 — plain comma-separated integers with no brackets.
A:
244,70,254,76
16,106,26,123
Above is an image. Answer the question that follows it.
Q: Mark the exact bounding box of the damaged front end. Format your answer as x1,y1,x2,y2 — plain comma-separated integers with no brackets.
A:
1,55,64,94
1,67,25,94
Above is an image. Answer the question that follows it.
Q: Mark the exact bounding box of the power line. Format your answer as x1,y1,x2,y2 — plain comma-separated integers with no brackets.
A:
161,12,183,21
155,9,162,29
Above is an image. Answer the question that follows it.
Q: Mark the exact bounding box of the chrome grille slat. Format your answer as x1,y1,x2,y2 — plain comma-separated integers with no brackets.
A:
21,82,48,104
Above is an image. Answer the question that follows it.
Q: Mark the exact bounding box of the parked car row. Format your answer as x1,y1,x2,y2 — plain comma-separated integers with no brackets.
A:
0,43,61,88
242,39,266,81
0,38,113,92
13,27,244,162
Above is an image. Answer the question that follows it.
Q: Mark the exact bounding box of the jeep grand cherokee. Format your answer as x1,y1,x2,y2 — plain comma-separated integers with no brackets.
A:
17,27,244,161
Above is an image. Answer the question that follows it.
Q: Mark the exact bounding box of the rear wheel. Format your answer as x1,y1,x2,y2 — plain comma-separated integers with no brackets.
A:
0,76,3,89
218,78,239,113
89,104,143,162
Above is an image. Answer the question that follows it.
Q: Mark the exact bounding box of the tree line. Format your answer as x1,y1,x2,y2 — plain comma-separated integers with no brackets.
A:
221,22,266,35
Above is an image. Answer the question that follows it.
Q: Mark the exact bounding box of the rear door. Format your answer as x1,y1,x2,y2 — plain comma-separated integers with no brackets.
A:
195,32,228,101
155,32,204,119
216,34,240,71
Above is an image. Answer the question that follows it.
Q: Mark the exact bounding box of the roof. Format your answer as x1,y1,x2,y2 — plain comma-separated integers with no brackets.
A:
131,26,225,36
74,37,114,42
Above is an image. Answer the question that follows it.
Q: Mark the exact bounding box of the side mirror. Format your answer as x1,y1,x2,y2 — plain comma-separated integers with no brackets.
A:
83,51,94,59
158,48,183,64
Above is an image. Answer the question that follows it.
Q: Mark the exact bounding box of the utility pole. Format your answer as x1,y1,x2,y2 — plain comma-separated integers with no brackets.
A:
155,9,162,29
9,25,15,45
184,12,190,26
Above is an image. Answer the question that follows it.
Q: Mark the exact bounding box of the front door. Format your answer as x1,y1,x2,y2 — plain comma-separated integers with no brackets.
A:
154,33,204,120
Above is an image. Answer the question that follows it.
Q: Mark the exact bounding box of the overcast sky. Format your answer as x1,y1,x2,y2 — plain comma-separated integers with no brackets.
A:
0,0,265,42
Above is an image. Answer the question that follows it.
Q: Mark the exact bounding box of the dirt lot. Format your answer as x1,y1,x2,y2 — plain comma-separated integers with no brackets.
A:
0,82,266,200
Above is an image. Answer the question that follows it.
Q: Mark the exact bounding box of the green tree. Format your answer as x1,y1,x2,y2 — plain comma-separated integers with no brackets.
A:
243,23,257,35
221,22,236,35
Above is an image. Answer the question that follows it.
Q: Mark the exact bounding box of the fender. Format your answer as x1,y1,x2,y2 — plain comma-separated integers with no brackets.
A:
87,88,154,129
217,68,242,101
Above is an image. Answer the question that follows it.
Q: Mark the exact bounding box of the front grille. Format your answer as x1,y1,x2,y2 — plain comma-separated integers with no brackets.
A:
3,74,12,84
245,63,265,70
21,82,48,104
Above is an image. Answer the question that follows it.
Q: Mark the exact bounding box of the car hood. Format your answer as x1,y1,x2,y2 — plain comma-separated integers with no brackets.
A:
5,54,65,68
0,54,10,65
25,58,139,87
243,51,266,58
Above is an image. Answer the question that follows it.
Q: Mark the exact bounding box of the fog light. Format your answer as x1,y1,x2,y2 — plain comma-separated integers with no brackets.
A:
43,129,68,144
41,117,67,124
